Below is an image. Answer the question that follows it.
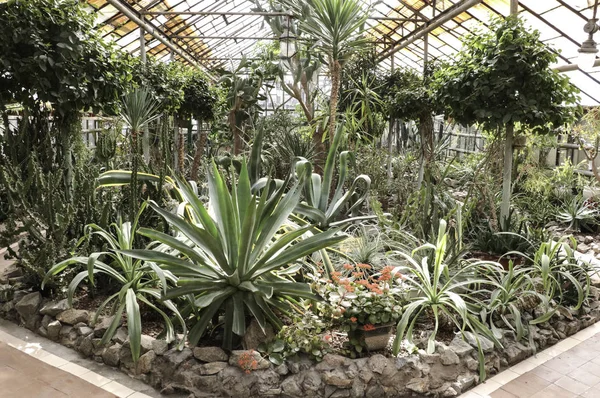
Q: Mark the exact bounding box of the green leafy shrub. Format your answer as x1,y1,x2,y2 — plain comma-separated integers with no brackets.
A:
272,312,333,362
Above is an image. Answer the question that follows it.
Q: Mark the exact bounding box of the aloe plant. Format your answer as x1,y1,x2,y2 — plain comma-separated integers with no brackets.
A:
122,162,346,349
295,125,374,229
391,220,501,380
42,204,186,364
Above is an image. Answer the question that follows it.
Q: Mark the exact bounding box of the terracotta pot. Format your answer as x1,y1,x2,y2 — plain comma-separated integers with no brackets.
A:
357,323,393,351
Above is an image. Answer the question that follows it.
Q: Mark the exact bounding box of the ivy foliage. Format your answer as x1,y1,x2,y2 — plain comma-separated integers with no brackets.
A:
386,64,440,121
178,70,220,121
434,16,581,133
0,0,133,114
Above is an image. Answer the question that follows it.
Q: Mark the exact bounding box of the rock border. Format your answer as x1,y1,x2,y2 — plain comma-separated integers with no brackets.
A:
1,285,600,397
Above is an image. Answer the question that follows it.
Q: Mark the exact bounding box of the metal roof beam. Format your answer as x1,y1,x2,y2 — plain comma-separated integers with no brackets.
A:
377,0,483,62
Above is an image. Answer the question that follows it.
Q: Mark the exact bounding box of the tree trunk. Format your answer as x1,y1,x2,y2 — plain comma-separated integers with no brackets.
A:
191,120,207,181
178,124,185,172
327,60,341,142
416,112,434,190
500,122,514,223
131,129,139,220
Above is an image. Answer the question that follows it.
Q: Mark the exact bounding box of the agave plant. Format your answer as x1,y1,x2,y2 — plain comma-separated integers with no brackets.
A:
295,125,374,229
391,220,501,380
556,197,598,231
42,204,185,363
122,162,346,349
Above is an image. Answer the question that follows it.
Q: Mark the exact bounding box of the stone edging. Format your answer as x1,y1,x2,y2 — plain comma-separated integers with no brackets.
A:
1,285,600,397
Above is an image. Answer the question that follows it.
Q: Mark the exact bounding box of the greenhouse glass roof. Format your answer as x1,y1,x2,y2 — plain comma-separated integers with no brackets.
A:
87,0,600,105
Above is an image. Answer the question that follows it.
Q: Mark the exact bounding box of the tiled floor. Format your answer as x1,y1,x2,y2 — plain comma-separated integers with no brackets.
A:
463,322,600,397
0,318,170,398
0,340,117,397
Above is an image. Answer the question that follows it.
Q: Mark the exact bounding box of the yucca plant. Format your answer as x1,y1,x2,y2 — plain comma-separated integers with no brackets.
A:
481,262,548,345
519,236,590,315
42,203,186,364
122,162,346,349
120,88,162,219
295,125,374,229
391,220,501,380
282,0,370,153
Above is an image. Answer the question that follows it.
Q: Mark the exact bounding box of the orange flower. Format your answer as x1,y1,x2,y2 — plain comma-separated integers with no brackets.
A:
352,272,365,278
343,264,354,270
323,334,332,342
357,263,372,270
357,280,369,286
363,324,376,331
350,317,357,323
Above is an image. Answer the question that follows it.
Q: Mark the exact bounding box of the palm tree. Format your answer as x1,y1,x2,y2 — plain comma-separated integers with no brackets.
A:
284,0,369,164
120,88,161,219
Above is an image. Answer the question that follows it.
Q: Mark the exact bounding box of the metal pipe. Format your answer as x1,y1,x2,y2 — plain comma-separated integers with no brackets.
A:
171,35,278,40
510,0,518,15
142,11,293,17
554,59,600,72
140,28,146,64
144,10,423,21
105,0,215,79
377,0,483,62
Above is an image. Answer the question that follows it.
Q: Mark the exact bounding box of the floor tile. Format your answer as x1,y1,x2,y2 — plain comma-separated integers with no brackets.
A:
103,381,136,398
490,389,518,398
490,370,520,385
501,373,552,398
60,362,91,377
529,383,577,398
531,365,564,383
566,367,600,386
77,370,112,387
510,359,539,375
544,354,587,374
554,375,590,395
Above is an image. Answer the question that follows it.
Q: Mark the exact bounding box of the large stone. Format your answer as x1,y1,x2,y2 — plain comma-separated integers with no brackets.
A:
163,347,193,368
102,343,121,367
315,354,351,371
56,309,89,325
449,336,474,357
281,375,303,396
112,327,128,344
200,361,228,375
93,315,116,337
242,319,275,350
322,368,353,387
152,339,169,356
79,335,94,357
407,377,429,394
76,326,94,337
15,292,42,319
47,320,62,340
463,332,494,353
39,299,69,316
367,354,388,374
23,314,42,331
137,350,156,374
229,350,270,370
41,314,53,329
302,370,322,393
193,346,229,362
440,348,460,365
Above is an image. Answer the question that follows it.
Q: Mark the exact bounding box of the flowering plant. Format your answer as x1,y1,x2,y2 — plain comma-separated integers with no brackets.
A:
313,264,406,330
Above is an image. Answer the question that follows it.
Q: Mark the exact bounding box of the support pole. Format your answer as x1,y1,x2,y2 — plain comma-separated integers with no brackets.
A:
140,28,146,64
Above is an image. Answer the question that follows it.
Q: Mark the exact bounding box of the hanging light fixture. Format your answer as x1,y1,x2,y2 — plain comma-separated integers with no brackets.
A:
279,16,297,60
578,1,600,72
